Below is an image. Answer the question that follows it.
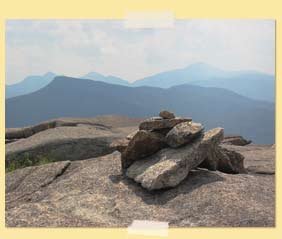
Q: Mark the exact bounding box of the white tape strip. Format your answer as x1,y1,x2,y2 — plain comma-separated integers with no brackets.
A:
124,12,174,29
127,220,168,237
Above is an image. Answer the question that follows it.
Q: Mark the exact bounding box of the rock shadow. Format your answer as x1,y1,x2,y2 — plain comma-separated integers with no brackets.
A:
109,169,225,205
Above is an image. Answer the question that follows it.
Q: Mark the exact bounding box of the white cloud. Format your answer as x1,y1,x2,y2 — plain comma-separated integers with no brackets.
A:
6,19,275,84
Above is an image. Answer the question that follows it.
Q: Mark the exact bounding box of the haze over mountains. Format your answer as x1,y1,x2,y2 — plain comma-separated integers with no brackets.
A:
5,72,56,98
133,63,275,102
82,72,130,86
6,63,275,102
6,76,274,144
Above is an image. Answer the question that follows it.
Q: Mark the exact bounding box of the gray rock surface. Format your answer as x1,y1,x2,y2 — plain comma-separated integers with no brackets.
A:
166,122,204,148
5,119,96,140
6,116,143,140
126,128,224,190
121,130,167,170
139,117,192,131
6,124,137,171
6,144,275,227
159,110,175,119
222,144,275,175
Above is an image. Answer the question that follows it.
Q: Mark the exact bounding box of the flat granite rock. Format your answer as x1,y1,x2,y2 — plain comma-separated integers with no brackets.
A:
5,125,136,171
6,161,71,210
6,116,143,140
126,128,224,190
6,145,275,227
222,135,252,146
139,117,192,131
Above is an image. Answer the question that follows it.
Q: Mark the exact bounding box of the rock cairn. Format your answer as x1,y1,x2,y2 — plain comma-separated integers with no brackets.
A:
112,110,246,191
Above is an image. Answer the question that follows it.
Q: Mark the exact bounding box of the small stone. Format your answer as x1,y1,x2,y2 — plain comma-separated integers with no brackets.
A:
159,110,175,119
139,117,192,131
166,122,204,148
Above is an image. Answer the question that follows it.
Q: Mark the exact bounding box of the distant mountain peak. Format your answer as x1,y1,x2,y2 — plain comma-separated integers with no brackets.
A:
6,75,274,144
6,72,57,99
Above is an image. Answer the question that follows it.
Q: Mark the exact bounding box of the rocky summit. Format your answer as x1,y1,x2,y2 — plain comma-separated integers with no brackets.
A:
5,113,275,227
6,145,274,227
118,111,246,190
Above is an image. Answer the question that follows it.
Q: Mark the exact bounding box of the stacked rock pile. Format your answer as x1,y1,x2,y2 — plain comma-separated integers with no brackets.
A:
112,110,246,191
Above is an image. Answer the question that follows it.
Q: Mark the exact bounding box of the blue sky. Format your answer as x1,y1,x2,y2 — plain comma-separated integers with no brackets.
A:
6,19,275,84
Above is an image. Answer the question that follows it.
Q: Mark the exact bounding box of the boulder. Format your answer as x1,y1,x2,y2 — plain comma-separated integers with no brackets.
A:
197,128,224,171
198,132,247,174
199,146,246,174
126,138,201,190
121,130,167,170
216,146,246,174
159,110,175,119
126,127,224,190
222,135,252,146
165,122,204,148
139,117,192,131
6,125,130,172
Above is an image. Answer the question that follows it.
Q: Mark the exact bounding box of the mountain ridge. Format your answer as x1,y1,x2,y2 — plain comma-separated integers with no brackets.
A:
6,72,56,98
6,62,274,102
6,76,274,144
132,63,274,102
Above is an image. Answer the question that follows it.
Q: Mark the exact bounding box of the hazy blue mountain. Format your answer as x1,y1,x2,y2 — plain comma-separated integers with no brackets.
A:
6,72,56,98
82,72,130,86
6,76,274,144
132,62,275,102
189,73,275,102
6,63,274,102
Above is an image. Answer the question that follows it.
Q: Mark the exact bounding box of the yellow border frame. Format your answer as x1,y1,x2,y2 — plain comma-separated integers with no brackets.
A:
0,0,281,238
